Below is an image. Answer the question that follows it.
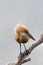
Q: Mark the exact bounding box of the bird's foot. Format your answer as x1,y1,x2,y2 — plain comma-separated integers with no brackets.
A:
20,52,23,55
18,52,24,58
25,50,30,55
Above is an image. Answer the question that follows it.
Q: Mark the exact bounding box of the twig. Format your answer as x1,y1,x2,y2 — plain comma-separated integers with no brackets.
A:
21,58,31,64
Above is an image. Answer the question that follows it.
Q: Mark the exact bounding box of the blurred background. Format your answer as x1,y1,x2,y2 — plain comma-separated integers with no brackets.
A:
0,0,43,65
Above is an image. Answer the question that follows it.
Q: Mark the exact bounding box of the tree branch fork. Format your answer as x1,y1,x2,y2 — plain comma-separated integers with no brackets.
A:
6,32,43,65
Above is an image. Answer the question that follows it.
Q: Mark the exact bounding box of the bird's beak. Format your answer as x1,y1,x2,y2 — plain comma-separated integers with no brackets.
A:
27,33,36,41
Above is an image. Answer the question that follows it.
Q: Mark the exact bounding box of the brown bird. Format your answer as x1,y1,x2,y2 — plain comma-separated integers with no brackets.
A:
14,23,35,54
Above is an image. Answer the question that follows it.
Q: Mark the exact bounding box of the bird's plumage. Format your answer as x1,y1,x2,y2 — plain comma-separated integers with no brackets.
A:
14,23,35,54
14,23,29,43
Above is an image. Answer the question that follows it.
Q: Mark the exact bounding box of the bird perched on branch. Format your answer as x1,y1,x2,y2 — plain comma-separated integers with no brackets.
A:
14,23,35,54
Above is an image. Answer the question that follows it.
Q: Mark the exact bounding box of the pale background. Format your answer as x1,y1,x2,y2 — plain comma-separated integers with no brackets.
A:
0,0,43,65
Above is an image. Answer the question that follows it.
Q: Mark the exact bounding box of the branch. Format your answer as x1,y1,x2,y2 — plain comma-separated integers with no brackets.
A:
6,32,43,65
21,58,31,64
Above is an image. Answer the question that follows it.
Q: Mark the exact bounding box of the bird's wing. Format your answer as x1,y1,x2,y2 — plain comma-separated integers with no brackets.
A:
20,32,26,36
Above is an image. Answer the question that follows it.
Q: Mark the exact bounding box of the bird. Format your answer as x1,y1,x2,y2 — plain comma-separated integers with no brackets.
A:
14,23,36,54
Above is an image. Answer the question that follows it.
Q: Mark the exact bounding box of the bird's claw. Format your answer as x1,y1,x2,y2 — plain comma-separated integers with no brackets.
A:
25,50,30,55
18,52,24,58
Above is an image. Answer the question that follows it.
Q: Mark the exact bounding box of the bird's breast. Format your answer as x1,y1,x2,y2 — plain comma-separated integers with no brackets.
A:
17,32,29,43
20,34,29,43
14,24,29,44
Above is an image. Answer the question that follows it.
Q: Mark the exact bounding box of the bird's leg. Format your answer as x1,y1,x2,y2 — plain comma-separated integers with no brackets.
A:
23,44,29,55
18,44,23,58
23,44,27,52
20,44,22,54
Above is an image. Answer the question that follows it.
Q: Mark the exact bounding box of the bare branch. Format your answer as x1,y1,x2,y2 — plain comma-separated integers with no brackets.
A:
21,58,31,64
6,32,43,65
